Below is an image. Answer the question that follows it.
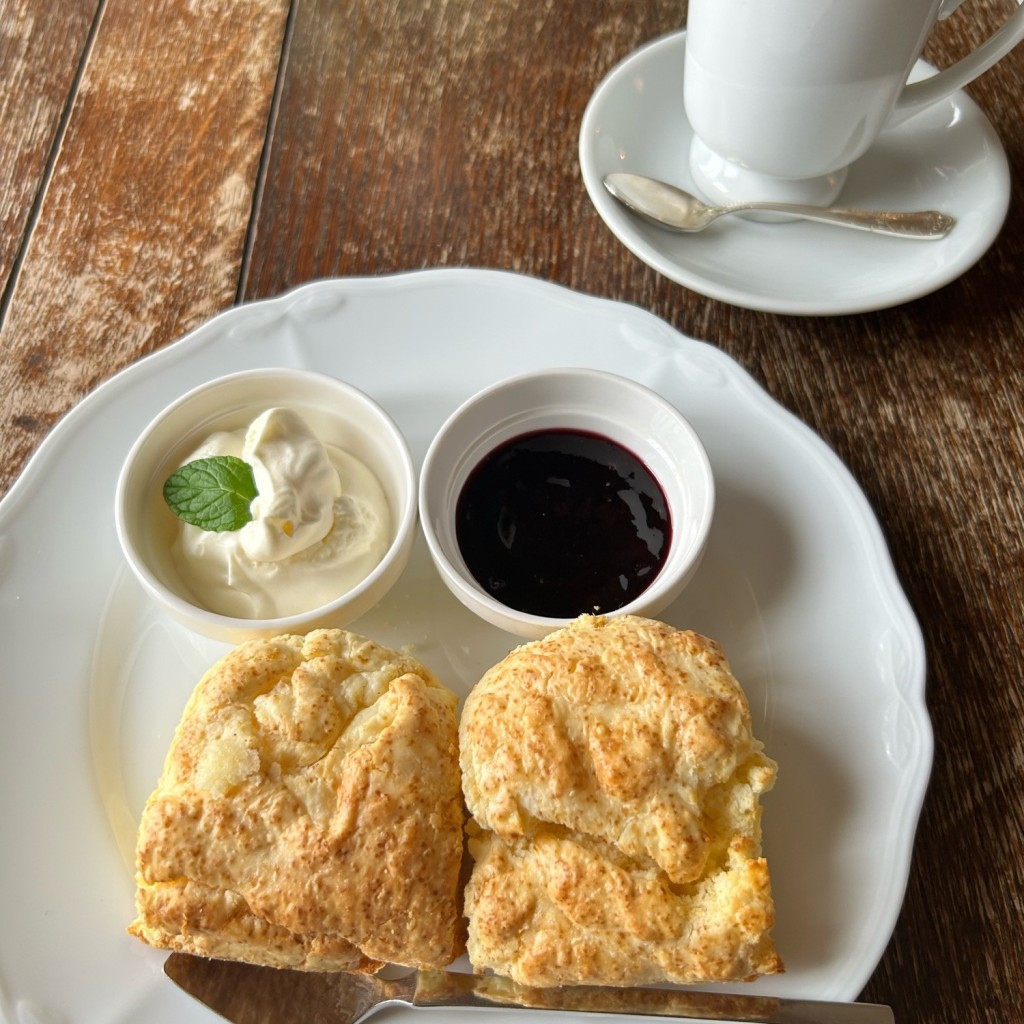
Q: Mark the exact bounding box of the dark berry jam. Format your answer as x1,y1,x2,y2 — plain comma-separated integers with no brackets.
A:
455,428,671,618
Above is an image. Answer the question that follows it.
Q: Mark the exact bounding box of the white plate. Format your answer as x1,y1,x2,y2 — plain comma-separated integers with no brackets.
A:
0,270,931,1023
579,30,1010,315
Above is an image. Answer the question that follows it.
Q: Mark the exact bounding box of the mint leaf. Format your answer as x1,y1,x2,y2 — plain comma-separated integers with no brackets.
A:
163,455,259,531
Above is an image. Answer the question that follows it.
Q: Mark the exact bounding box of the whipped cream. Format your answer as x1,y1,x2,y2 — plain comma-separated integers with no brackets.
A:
171,408,390,618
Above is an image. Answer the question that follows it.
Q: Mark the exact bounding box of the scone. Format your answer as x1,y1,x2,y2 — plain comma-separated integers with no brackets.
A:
460,614,782,987
128,628,465,972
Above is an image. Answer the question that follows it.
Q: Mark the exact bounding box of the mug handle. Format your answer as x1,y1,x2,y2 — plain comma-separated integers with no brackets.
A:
890,0,1024,125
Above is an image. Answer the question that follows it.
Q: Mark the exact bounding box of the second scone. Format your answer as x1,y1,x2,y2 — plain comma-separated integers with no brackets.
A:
460,614,782,987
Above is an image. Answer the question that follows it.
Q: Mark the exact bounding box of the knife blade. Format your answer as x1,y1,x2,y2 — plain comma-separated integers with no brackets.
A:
164,952,895,1024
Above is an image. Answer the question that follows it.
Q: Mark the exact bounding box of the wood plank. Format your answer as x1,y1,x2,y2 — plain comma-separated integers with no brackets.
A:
0,0,290,496
241,0,687,297
0,0,98,298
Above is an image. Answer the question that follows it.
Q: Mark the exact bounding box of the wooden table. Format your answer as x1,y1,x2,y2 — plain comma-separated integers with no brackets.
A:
2,1,1022,1021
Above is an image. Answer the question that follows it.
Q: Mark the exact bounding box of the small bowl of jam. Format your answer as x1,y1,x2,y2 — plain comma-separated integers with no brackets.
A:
418,368,714,638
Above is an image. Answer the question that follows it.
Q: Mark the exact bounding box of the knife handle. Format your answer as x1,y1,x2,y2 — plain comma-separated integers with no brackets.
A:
406,970,895,1024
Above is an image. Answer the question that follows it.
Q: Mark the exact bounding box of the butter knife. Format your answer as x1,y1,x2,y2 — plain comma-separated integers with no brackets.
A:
164,953,894,1024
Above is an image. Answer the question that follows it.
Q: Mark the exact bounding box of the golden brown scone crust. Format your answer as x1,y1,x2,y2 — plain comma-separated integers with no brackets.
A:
460,614,782,987
128,628,465,972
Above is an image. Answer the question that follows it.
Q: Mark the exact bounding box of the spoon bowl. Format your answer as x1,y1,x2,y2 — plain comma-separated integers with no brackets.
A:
603,172,955,239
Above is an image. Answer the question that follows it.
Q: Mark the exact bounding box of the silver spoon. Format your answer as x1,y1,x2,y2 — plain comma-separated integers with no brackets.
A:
603,172,955,239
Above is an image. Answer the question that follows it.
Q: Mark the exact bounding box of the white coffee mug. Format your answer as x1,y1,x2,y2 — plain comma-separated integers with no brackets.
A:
683,0,1024,204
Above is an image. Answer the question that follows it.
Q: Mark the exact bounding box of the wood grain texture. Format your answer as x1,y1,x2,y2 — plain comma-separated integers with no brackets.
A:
0,0,289,493
0,0,1023,1021
0,0,98,297
243,0,688,295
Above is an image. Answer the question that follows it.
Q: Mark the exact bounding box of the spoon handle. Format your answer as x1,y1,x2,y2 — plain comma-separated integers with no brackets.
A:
733,201,955,238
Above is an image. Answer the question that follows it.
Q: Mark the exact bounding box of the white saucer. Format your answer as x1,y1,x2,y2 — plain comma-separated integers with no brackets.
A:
579,30,1011,315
